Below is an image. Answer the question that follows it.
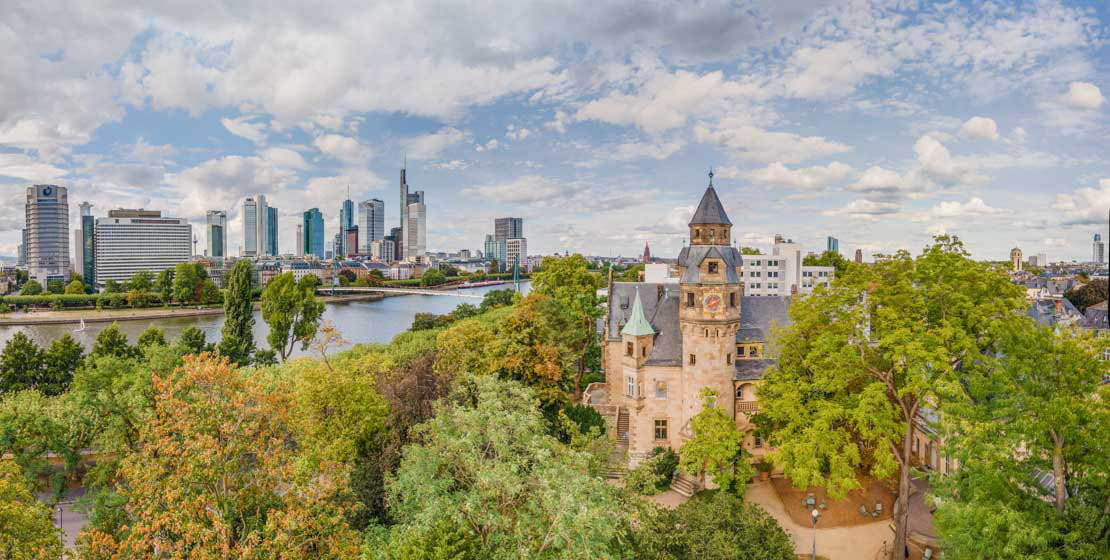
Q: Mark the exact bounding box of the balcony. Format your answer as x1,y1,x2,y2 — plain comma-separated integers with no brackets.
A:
735,400,760,414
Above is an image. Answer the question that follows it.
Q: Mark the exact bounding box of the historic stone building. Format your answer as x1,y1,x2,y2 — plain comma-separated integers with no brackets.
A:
595,175,790,471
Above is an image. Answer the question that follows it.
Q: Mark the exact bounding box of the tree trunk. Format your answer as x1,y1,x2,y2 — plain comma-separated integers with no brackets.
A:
1051,430,1067,513
891,423,913,560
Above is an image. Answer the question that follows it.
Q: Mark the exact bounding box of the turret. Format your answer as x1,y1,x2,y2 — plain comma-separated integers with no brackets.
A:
621,288,655,369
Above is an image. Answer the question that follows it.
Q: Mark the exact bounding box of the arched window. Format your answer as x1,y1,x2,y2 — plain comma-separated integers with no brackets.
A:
709,229,716,242
735,385,744,399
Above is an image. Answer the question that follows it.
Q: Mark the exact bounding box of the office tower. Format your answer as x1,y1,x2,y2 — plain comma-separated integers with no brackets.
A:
1010,248,1023,272
25,185,70,286
333,232,343,259
339,198,354,257
371,239,395,262
256,195,270,256
17,229,27,267
1037,253,1048,267
243,197,258,256
484,234,505,271
854,248,863,264
266,206,278,256
345,227,359,258
295,224,304,257
79,202,96,284
506,238,527,271
95,209,191,285
1094,234,1105,265
827,236,839,254
303,208,325,259
206,210,227,259
494,217,523,241
359,198,385,253
406,202,426,260
399,164,408,260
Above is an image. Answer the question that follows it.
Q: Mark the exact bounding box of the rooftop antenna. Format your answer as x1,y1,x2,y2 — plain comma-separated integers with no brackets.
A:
708,168,714,187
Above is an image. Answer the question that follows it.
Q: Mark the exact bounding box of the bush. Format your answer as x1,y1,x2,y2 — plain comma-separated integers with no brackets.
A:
626,448,679,496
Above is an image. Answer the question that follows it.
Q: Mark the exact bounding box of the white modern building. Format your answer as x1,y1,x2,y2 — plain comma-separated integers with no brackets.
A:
206,210,227,259
95,209,192,285
371,239,395,262
242,197,258,257
359,199,385,253
741,239,834,297
406,202,426,261
295,224,304,257
1093,234,1105,265
282,260,324,283
505,238,527,270
25,185,70,287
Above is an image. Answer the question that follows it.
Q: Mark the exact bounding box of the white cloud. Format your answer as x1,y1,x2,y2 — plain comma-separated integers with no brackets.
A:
1009,127,1028,144
913,135,987,188
221,117,269,145
312,134,370,164
404,127,470,160
0,153,69,183
505,125,531,141
926,197,1007,219
822,199,901,220
544,110,570,134
462,175,642,211
1053,178,1110,225
959,117,999,141
1061,81,1104,110
694,119,851,163
740,161,854,190
847,166,905,195
783,41,896,99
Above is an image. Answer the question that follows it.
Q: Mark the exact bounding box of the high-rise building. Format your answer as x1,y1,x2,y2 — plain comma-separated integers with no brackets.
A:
255,195,271,257
206,210,227,258
371,239,395,262
406,202,426,261
79,202,95,284
242,197,258,256
303,208,325,259
1010,247,1023,272
854,248,863,264
506,238,527,271
495,217,523,241
73,229,83,280
359,199,385,253
25,185,70,286
95,209,191,285
399,164,408,260
339,198,354,257
345,227,359,258
17,229,27,267
1093,234,1105,265
295,224,304,257
266,206,278,256
484,234,505,271
827,236,839,254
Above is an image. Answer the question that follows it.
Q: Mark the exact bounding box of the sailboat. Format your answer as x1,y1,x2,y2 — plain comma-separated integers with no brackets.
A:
74,319,86,333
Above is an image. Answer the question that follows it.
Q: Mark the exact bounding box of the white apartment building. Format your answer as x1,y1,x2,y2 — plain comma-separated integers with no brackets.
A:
371,239,395,262
406,202,426,261
95,209,192,285
741,240,834,296
282,261,324,283
505,238,527,270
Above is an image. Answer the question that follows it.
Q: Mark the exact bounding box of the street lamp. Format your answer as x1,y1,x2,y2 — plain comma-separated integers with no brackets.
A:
811,508,820,560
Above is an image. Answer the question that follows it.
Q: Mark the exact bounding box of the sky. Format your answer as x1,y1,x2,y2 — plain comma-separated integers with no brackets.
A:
2,0,1109,262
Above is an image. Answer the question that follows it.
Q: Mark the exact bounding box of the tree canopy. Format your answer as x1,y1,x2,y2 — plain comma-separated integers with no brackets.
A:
633,491,795,560
217,259,256,366
679,389,751,495
531,254,601,396
1064,278,1107,312
0,459,64,559
261,272,325,362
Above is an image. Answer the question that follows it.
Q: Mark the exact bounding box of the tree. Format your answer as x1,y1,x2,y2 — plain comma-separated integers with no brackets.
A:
932,321,1110,559
0,459,65,558
64,279,85,294
634,491,795,560
739,246,762,255
1064,278,1107,312
42,334,83,396
679,389,751,494
47,279,65,294
0,333,44,395
177,326,207,355
172,262,207,304
217,259,255,366
136,326,167,349
757,236,1026,559
261,272,325,362
479,288,515,312
489,294,580,405
91,324,134,359
102,279,122,294
19,280,42,296
126,288,152,308
531,254,601,397
487,258,499,273
803,249,853,278
155,268,174,305
421,268,447,287
69,354,153,462
615,264,644,282
387,376,632,558
127,270,153,292
81,355,360,559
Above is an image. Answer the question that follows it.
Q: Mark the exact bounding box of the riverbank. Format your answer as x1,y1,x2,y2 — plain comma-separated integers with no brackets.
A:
0,293,384,326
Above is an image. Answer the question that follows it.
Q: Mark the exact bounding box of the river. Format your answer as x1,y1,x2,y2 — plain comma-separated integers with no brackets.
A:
0,282,530,359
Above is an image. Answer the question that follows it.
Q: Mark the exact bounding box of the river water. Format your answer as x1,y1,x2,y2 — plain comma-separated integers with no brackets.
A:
0,282,530,359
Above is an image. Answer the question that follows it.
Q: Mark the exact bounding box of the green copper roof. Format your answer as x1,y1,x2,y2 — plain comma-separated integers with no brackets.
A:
621,288,656,337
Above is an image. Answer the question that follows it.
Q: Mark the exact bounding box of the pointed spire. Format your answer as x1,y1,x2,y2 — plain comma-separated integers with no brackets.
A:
621,288,655,337
689,177,732,226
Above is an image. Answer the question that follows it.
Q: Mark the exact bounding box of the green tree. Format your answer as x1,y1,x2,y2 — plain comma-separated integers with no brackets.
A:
64,279,86,295
217,259,255,366
69,355,153,462
91,324,134,359
102,279,122,294
127,270,153,292
487,258,499,273
739,246,762,255
1064,278,1107,312
679,389,750,494
155,268,174,305
479,288,516,312
803,249,854,278
421,268,447,287
136,326,167,349
531,254,601,397
47,279,64,294
172,262,201,304
932,321,1110,559
0,333,44,395
42,334,83,396
615,264,644,282
177,326,207,355
633,491,795,560
126,288,152,308
19,280,42,296
261,272,325,362
757,236,1026,559
387,377,631,559
0,459,65,558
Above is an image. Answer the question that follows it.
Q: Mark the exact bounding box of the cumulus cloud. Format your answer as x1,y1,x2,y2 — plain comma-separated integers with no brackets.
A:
694,119,851,163
925,197,1008,219
959,117,1000,141
221,117,269,145
0,153,69,183
846,166,905,195
913,135,987,188
312,134,370,164
822,199,901,220
783,41,896,99
1061,81,1104,109
404,127,470,160
462,175,643,212
1053,178,1110,225
739,161,854,190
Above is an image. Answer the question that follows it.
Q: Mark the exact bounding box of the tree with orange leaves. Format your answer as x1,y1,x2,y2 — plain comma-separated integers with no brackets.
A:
78,354,359,560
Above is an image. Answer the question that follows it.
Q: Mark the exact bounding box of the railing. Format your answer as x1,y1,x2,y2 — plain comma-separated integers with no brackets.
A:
317,286,484,299
735,400,760,413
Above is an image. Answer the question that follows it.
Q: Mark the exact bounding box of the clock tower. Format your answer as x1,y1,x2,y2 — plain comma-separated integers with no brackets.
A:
676,172,742,435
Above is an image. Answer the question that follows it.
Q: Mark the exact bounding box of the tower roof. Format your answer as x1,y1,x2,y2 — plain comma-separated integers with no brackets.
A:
621,288,656,337
689,173,732,226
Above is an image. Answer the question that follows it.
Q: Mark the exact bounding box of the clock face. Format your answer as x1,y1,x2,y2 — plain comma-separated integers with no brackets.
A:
703,294,722,312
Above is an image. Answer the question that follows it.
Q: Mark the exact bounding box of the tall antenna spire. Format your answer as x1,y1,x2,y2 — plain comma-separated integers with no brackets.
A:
708,168,714,187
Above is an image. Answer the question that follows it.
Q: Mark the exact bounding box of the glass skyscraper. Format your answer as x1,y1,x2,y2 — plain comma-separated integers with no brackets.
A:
266,206,279,256
303,208,325,259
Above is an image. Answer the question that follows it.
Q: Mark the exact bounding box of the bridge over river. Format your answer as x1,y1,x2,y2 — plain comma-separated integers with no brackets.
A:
316,286,486,299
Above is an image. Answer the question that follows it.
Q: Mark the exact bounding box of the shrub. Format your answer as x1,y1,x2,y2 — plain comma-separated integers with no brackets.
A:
626,447,679,496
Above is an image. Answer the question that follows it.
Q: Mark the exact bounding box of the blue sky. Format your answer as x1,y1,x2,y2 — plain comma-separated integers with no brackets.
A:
1,0,1108,262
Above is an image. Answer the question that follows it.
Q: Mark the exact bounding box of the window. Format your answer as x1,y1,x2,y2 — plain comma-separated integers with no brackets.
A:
729,292,736,307
686,292,695,307
750,271,761,277
694,228,700,240
709,229,716,242
752,260,762,266
655,381,667,400
625,342,633,357
626,376,635,397
726,353,733,365
767,271,779,278
707,261,718,273
654,419,668,440
641,346,647,358
689,353,696,365
754,434,763,448
737,345,747,357
750,345,760,358
803,271,813,278
735,385,744,399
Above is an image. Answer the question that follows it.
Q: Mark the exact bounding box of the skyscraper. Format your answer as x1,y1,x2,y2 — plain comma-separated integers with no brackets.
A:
95,209,191,285
242,197,258,256
266,206,278,256
206,210,227,258
339,198,354,257
80,202,95,284
359,198,385,253
256,195,270,256
406,202,426,261
399,164,408,260
303,209,325,259
1094,234,1105,265
295,224,304,257
25,185,70,286
494,217,523,241
827,236,839,254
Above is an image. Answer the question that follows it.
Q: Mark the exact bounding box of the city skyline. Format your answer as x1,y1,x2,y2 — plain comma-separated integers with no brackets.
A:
1,2,1109,262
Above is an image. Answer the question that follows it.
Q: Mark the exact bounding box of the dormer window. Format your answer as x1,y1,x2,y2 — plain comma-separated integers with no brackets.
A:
708,261,718,274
